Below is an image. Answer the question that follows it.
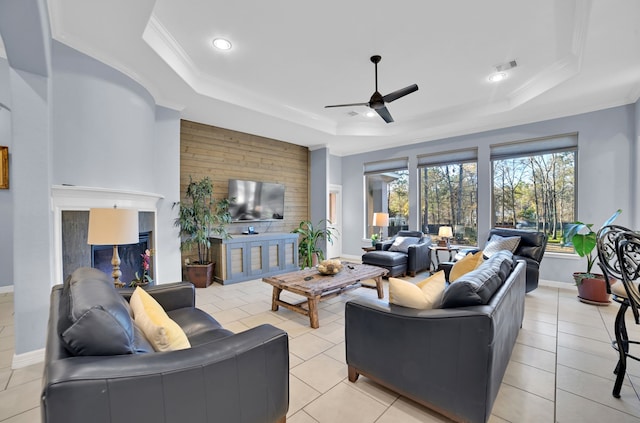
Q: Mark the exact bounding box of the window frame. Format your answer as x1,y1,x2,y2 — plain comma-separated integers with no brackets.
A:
417,148,479,246
490,134,578,254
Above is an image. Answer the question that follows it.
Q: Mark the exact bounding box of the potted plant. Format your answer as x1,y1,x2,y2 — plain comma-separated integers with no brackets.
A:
174,176,231,288
129,249,153,287
292,220,337,269
563,209,622,305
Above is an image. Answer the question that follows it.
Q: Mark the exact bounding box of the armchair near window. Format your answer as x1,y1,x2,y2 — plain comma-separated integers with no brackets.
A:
438,228,547,292
361,230,432,277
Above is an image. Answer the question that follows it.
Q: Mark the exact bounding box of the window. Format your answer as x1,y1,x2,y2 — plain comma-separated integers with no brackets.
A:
364,158,409,238
418,149,478,246
491,134,577,253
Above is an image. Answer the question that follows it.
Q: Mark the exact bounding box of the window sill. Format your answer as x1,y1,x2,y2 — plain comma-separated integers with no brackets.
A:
543,251,581,260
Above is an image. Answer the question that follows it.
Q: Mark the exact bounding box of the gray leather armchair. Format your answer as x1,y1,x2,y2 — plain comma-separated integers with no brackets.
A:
43,268,289,423
487,228,547,292
362,230,432,277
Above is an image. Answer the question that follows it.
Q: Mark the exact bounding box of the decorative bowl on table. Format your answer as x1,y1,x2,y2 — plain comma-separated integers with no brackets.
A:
317,259,343,275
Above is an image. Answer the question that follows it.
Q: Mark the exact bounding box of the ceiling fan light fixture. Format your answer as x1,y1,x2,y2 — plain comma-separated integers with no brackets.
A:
212,38,232,50
489,72,507,83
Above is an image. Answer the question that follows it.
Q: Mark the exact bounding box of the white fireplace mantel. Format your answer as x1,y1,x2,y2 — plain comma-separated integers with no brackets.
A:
51,185,165,285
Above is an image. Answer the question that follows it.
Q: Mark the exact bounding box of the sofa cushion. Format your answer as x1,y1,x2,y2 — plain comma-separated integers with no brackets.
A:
449,251,484,282
60,267,137,356
441,264,503,308
388,236,421,253
130,287,191,352
483,234,520,258
167,307,234,346
389,271,446,309
362,250,407,266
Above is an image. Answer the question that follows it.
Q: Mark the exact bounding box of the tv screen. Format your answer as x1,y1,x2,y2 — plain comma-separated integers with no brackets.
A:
228,179,285,221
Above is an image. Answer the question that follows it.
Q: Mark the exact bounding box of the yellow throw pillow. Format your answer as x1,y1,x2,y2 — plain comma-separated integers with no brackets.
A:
129,287,191,352
449,251,484,282
389,271,446,310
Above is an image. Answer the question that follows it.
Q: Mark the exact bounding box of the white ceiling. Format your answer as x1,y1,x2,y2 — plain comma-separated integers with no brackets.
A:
45,0,640,156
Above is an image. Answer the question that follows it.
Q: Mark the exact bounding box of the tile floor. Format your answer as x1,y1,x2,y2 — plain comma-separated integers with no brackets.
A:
2,276,640,422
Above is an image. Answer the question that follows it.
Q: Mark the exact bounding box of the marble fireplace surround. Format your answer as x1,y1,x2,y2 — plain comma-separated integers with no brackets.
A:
51,185,164,286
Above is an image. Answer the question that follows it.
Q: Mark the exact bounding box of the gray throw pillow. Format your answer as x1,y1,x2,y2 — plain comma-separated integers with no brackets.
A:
388,236,421,253
440,266,503,308
60,267,137,356
483,234,521,258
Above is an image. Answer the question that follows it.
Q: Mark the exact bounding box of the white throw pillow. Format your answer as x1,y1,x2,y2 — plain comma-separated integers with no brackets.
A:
388,236,421,253
483,234,521,258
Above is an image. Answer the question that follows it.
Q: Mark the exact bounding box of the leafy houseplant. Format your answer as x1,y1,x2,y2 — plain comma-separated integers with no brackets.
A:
292,220,337,269
563,209,622,304
370,233,379,247
174,176,231,287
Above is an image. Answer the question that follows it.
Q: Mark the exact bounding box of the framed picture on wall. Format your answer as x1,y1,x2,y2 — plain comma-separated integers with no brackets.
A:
0,146,8,189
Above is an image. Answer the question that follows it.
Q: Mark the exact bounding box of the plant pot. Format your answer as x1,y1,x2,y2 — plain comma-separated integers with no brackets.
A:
574,273,611,305
186,262,215,288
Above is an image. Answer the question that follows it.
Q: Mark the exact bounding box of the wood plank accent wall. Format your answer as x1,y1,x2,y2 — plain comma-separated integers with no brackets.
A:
180,120,309,262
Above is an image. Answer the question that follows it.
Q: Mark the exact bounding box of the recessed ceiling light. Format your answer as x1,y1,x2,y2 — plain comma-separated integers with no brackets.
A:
212,38,232,50
489,72,507,83
365,111,376,118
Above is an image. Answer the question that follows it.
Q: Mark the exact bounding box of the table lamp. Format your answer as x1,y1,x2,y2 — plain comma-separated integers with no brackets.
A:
87,207,139,287
373,212,389,241
438,226,453,247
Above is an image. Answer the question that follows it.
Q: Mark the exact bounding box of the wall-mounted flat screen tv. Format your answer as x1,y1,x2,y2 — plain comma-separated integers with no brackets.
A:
228,179,285,221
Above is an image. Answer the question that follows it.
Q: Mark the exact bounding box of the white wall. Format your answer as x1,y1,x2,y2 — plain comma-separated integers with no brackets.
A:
339,105,636,284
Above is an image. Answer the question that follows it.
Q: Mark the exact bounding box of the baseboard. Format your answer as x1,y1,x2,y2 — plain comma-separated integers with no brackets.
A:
340,254,361,262
0,285,14,294
539,279,574,290
12,348,45,369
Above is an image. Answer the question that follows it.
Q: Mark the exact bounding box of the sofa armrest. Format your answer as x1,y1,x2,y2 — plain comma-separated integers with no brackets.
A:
119,281,195,311
42,324,289,423
376,240,393,251
406,241,431,274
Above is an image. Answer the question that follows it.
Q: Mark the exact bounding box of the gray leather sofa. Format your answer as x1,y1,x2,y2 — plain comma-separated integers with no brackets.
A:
345,253,526,423
362,230,432,277
42,267,289,423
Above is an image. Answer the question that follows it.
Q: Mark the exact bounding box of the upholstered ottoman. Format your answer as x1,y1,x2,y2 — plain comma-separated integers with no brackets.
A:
361,250,408,277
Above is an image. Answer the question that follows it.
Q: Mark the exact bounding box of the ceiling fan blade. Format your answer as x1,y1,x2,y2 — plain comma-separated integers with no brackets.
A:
325,102,369,108
376,106,394,123
383,84,419,103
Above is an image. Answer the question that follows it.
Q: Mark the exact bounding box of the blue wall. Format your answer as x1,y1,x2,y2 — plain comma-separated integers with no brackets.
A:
0,58,12,289
1,32,182,355
339,105,637,284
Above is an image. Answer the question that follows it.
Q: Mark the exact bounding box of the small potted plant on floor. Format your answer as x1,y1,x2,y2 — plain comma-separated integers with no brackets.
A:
292,220,337,269
174,176,231,288
563,209,622,305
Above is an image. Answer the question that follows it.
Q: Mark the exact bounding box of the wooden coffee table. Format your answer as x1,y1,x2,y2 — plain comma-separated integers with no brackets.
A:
262,263,388,328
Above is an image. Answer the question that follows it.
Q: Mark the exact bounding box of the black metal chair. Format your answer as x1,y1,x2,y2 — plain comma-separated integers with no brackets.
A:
597,225,640,397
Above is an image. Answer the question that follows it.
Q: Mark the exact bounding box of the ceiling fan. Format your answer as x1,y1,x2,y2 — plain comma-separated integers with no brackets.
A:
325,55,418,123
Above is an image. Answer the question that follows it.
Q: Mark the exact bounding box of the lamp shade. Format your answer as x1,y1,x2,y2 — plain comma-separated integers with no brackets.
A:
87,208,139,245
372,212,389,227
438,226,453,238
